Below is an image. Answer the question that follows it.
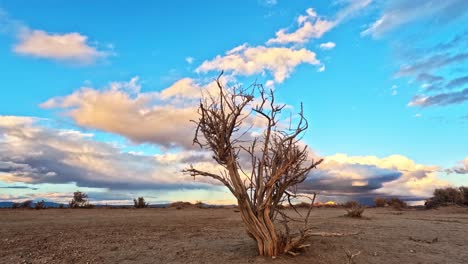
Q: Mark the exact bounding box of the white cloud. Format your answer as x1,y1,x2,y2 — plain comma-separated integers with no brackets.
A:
267,0,371,45
267,8,333,45
319,42,336,50
259,0,277,7
41,76,230,149
185,57,194,64
196,44,320,83
14,29,108,63
41,78,202,148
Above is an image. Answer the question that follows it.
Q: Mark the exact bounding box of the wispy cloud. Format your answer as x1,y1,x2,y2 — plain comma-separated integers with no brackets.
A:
267,0,371,45
362,0,468,37
408,88,468,107
319,42,336,50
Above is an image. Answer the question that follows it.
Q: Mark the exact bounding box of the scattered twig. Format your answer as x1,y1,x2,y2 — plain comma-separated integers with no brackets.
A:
409,236,438,244
308,231,361,237
345,250,361,264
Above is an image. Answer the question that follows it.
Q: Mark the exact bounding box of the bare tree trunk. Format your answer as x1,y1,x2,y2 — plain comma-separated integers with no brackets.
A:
237,198,278,256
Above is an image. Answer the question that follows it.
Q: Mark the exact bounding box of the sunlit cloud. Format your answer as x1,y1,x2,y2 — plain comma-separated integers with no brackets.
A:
14,29,109,63
267,0,371,45
196,44,320,83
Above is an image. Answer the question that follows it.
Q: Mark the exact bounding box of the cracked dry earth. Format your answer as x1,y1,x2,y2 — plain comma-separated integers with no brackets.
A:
1,207,467,264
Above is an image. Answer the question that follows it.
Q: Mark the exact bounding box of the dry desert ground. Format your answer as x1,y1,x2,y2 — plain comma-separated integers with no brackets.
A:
1,207,468,264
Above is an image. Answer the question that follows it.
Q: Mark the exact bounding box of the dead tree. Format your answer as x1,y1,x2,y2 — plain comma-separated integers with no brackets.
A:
184,72,323,257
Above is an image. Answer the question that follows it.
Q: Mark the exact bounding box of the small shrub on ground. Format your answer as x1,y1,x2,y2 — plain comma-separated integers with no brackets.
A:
34,200,46,209
133,197,149,208
19,200,33,209
294,202,312,208
374,197,387,207
344,201,365,218
169,201,193,209
58,204,64,209
388,198,406,210
11,202,20,209
69,191,94,209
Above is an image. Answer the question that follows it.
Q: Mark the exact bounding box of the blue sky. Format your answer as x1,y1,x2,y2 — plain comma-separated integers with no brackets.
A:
0,0,467,205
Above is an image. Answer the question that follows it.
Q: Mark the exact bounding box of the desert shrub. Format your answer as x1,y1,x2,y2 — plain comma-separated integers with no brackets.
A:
34,200,46,209
459,186,468,206
294,201,312,208
69,191,94,209
11,202,20,209
58,204,65,209
194,201,204,208
388,198,406,210
18,200,33,209
425,187,465,209
133,197,149,208
170,201,193,209
344,201,365,218
374,197,387,207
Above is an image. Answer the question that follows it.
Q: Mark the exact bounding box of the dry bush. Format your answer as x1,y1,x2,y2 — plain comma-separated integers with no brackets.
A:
460,186,468,206
133,197,149,208
16,200,33,209
374,197,387,207
169,201,193,209
58,204,65,209
183,73,323,256
69,191,94,209
425,187,466,209
388,198,406,210
11,202,20,209
34,200,46,210
294,202,312,208
344,201,365,218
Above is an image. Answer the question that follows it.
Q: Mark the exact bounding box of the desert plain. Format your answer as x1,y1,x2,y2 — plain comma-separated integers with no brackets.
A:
1,206,467,264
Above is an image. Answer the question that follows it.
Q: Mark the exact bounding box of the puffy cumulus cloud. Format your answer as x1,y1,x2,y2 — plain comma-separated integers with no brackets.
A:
362,0,468,37
14,29,109,64
0,115,217,191
267,0,371,45
41,77,213,149
319,42,336,50
300,153,449,199
408,88,468,107
196,44,320,83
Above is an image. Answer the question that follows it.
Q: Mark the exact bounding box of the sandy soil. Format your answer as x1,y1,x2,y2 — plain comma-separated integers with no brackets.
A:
1,207,467,264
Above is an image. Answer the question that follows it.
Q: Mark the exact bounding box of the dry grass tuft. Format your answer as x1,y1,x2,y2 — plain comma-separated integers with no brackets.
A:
344,201,365,218
34,200,46,210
